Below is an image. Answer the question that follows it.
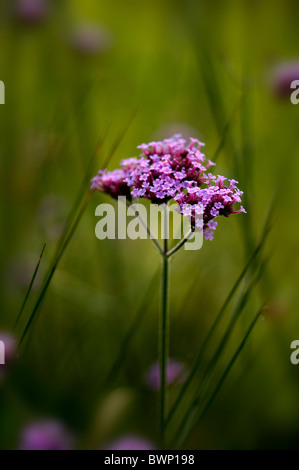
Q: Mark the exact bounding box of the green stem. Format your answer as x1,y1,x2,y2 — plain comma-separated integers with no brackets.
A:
159,206,169,445
126,200,163,256
165,230,192,258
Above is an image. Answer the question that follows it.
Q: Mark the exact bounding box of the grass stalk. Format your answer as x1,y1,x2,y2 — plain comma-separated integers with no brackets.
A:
166,227,270,429
14,242,46,329
19,191,93,346
175,304,264,448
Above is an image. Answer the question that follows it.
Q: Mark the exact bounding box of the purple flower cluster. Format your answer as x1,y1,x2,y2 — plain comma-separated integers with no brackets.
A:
91,135,245,240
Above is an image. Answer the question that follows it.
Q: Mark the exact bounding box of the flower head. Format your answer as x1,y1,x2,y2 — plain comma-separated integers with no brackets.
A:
92,135,245,240
91,169,132,200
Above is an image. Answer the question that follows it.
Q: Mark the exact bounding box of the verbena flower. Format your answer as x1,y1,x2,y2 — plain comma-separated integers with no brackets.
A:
92,135,246,240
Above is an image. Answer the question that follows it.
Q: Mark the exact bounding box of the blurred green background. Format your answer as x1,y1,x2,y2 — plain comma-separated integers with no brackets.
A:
1,0,299,450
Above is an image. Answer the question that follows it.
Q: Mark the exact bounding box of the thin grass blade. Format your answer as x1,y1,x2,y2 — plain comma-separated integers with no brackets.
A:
169,256,269,446
175,304,264,449
19,191,93,346
166,226,270,427
14,242,47,328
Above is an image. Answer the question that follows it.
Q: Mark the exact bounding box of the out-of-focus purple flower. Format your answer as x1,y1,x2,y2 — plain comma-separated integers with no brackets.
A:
104,435,156,450
0,332,16,374
19,420,74,450
69,24,113,56
271,61,299,98
145,359,186,390
14,0,49,24
92,135,246,241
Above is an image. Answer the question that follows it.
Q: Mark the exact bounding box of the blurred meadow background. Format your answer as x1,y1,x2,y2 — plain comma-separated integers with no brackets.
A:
1,0,299,450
